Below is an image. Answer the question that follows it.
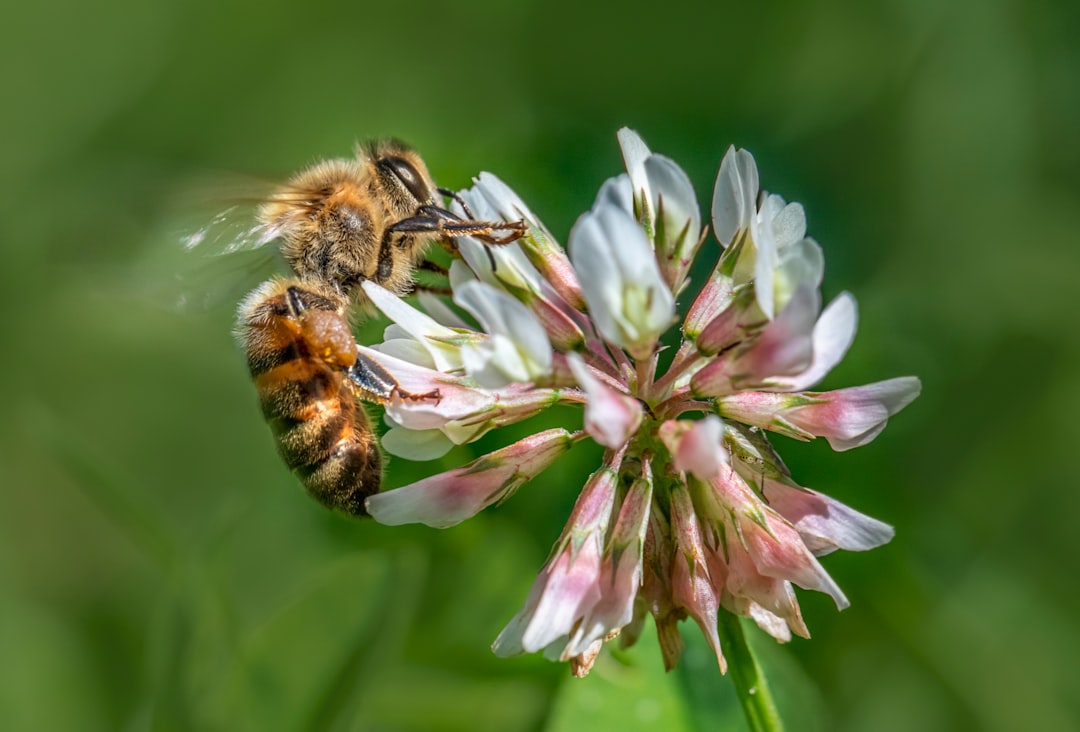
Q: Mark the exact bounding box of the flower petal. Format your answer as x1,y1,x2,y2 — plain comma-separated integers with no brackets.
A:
617,127,653,221
593,173,634,216
355,345,494,430
669,482,725,671
366,428,576,528
659,416,727,480
569,203,675,358
362,281,463,372
493,463,620,656
737,505,849,610
764,292,858,392
759,478,894,555
711,145,759,248
380,423,456,460
733,285,821,383
454,280,552,387
466,172,585,310
566,353,643,449
787,376,922,451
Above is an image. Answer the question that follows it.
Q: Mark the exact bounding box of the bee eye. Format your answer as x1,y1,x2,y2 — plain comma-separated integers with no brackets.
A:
380,156,432,203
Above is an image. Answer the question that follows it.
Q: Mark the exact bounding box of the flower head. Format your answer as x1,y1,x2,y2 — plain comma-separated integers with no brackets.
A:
359,128,920,676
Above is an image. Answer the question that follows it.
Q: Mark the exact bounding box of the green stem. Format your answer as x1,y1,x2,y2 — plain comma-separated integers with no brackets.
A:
717,611,785,732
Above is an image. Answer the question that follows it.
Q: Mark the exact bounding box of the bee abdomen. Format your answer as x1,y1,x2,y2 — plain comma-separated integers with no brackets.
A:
253,358,335,414
273,409,349,469
259,378,381,516
295,423,382,516
237,279,382,518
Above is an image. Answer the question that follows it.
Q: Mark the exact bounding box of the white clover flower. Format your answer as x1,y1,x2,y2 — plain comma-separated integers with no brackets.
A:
569,203,675,359
711,145,819,320
355,130,921,679
454,280,553,388
617,128,703,293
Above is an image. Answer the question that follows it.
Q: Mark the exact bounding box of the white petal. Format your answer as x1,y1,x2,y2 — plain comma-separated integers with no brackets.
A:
751,205,781,320
773,238,824,313
473,171,539,224
645,154,701,249
592,174,634,215
447,259,476,291
711,146,759,247
771,200,807,249
761,479,895,555
362,281,462,372
458,237,546,294
417,290,470,329
374,337,437,369
569,204,675,357
617,127,653,219
454,280,552,386
766,292,858,392
381,425,455,460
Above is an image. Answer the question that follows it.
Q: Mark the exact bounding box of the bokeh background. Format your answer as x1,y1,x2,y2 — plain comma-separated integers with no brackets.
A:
2,0,1077,730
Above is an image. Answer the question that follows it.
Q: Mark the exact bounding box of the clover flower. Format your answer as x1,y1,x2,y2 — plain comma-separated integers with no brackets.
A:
361,129,920,678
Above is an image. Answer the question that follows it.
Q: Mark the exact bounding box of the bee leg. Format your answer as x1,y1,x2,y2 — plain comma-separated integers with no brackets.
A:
418,259,449,278
436,187,478,219
405,282,453,296
406,260,453,296
348,353,442,405
388,212,525,273
285,285,307,317
392,209,526,245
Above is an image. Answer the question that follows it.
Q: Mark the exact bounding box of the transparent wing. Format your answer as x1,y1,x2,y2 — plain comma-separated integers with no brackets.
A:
131,174,292,313
175,173,285,257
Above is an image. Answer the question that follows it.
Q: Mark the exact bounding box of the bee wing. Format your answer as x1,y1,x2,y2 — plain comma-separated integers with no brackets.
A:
132,175,292,313
174,246,286,313
176,173,286,256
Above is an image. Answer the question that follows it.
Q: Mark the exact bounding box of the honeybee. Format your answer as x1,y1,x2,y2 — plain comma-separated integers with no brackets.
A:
226,140,526,515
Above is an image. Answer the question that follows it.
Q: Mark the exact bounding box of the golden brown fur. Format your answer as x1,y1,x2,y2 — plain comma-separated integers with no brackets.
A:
238,278,379,516
257,141,443,300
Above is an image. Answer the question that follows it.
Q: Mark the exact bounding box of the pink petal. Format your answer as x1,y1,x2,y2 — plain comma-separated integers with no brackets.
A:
683,269,736,341
492,464,619,657
570,461,653,655
759,477,894,555
716,390,814,441
733,285,820,383
737,507,849,610
788,376,922,451
669,483,726,671
689,352,737,398
722,535,809,641
658,416,727,480
365,429,575,528
566,353,643,449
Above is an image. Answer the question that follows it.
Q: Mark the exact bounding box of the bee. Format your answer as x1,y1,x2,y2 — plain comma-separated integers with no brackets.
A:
227,140,526,515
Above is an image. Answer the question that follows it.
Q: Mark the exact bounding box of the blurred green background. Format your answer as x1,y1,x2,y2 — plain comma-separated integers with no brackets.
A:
2,0,1077,730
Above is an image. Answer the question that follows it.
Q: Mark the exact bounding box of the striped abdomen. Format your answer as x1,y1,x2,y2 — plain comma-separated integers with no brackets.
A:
238,279,380,516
